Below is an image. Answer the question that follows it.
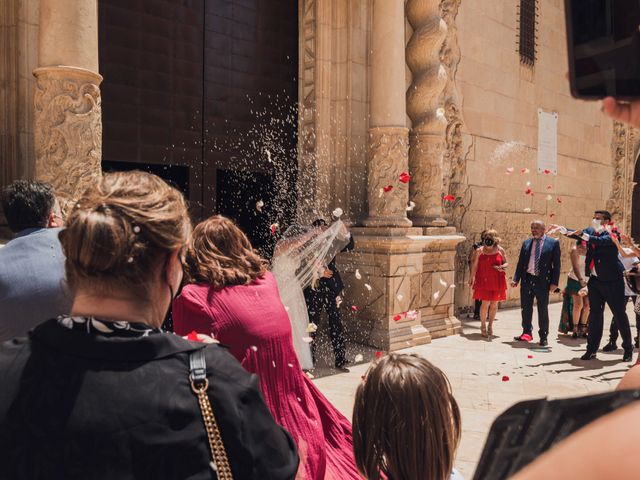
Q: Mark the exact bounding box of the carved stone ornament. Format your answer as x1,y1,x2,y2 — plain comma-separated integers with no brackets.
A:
296,0,318,220
34,66,103,213
406,0,449,225
363,127,412,227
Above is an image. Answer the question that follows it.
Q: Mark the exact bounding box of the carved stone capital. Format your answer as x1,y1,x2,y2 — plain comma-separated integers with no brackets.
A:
409,132,446,226
363,127,412,227
33,66,103,212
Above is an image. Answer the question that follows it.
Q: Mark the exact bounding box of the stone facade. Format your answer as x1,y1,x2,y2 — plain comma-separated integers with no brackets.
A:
0,0,635,346
451,0,628,310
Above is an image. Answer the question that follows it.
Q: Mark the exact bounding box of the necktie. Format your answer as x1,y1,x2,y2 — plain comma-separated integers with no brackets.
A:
534,238,542,275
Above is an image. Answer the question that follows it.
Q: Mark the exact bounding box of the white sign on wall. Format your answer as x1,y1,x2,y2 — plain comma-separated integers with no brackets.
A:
537,109,558,175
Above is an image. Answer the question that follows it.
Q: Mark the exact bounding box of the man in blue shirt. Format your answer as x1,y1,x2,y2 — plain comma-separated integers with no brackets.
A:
0,180,71,341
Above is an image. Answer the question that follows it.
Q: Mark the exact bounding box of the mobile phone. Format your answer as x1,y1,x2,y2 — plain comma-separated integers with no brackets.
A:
565,0,640,99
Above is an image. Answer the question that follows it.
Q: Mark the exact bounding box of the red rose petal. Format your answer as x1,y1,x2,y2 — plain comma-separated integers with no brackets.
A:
383,185,394,193
393,314,402,321
525,188,533,196
187,330,200,342
543,169,551,174
399,172,411,184
502,375,510,382
375,351,382,358
351,305,359,312
549,213,556,218
556,197,562,203
443,194,456,202
547,185,553,190
527,355,533,359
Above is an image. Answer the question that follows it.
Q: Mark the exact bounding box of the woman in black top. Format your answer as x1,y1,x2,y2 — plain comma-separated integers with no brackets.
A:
0,171,298,480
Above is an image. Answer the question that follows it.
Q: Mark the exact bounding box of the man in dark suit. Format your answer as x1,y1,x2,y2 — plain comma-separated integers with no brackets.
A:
303,218,353,372
565,210,634,362
512,220,561,346
0,180,71,341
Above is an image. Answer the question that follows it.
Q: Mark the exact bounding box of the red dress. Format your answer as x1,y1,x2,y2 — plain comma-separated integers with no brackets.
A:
172,272,360,480
473,251,508,301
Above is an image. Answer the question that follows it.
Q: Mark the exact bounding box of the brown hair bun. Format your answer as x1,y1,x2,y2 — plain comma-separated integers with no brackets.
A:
59,171,191,298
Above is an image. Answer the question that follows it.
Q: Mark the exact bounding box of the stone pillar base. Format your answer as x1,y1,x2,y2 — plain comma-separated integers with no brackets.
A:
337,226,465,351
34,66,103,212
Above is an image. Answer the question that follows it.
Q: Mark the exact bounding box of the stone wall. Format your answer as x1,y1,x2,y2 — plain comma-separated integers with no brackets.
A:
0,0,37,235
297,0,370,225
453,0,615,310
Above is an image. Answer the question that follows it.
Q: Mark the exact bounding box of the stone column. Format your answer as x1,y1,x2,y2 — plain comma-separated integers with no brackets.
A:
406,0,448,226
34,0,102,211
363,0,411,227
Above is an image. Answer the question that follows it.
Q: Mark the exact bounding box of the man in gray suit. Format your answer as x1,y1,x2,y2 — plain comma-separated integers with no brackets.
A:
0,180,71,341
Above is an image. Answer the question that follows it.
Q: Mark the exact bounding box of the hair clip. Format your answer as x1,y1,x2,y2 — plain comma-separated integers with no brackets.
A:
133,225,141,234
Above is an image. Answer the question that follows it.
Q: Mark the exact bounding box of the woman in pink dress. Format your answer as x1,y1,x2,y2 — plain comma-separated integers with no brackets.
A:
173,215,360,480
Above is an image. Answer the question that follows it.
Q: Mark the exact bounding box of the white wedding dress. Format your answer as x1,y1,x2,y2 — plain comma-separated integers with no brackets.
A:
270,220,351,370
271,255,314,370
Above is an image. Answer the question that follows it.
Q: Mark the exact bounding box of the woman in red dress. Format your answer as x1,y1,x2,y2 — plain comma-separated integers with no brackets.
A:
469,229,508,337
173,215,360,480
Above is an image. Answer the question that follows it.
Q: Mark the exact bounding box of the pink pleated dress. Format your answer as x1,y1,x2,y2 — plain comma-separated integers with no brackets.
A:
172,272,360,480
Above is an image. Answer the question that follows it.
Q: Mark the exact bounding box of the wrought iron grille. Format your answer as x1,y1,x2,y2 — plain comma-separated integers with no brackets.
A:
518,0,538,66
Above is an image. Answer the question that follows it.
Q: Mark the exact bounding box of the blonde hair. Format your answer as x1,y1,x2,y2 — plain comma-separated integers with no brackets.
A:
353,353,461,480
483,229,501,245
59,171,191,300
185,215,267,289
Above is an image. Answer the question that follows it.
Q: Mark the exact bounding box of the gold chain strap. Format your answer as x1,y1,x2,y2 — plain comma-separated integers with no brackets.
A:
190,377,234,479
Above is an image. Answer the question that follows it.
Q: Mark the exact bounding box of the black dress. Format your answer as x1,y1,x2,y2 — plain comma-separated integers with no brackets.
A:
0,317,299,479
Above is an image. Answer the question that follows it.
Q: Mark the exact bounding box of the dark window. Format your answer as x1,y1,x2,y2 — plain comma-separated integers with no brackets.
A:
518,0,538,66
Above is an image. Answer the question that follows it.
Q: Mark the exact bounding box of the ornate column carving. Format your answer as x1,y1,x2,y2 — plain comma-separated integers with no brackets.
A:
34,66,102,210
363,0,411,227
34,0,101,211
406,0,448,226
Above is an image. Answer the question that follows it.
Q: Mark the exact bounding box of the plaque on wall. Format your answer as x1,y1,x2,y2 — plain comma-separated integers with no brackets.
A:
537,109,558,175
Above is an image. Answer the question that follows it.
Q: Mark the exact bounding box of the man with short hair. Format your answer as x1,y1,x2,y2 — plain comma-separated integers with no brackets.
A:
564,210,634,362
511,220,561,347
303,218,353,372
0,180,71,341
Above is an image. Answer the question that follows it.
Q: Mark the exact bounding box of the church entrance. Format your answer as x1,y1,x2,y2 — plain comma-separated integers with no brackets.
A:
98,0,298,255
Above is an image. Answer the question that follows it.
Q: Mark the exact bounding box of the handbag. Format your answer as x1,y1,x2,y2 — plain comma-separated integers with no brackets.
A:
189,348,234,479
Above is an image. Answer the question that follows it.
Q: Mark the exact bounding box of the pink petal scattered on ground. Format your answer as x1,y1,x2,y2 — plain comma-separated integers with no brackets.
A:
351,305,359,312
527,355,533,359
525,188,534,196
399,172,411,184
443,194,456,202
502,375,510,382
393,314,402,321
556,197,563,203
375,351,382,358
543,169,551,174
505,167,515,174
383,185,394,193
521,168,530,174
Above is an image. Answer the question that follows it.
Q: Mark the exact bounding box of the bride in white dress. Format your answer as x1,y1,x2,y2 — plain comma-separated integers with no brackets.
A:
270,220,351,370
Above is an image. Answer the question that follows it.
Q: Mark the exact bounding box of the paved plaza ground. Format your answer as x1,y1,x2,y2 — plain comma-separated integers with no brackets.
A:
314,301,637,478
